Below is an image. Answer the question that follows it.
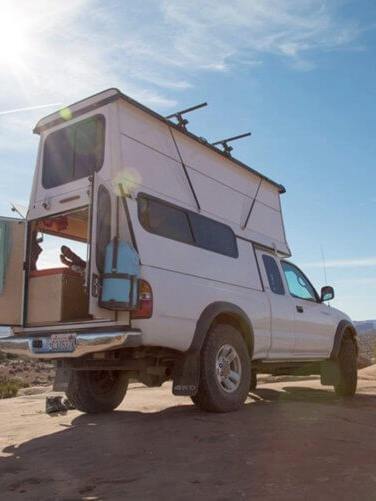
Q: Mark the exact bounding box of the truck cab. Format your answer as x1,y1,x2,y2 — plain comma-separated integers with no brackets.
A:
0,89,358,413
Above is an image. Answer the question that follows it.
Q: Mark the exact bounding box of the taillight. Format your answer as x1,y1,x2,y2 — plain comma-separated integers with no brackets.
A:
131,280,153,319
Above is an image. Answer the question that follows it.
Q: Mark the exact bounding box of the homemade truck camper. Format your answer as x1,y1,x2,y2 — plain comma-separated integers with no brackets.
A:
0,89,358,413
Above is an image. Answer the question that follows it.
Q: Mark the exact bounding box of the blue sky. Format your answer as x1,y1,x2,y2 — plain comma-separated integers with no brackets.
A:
0,0,375,319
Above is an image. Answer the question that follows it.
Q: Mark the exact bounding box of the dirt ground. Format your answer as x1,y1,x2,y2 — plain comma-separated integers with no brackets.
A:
1,368,376,501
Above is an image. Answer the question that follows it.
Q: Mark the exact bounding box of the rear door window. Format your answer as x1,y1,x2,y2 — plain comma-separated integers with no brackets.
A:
42,115,105,189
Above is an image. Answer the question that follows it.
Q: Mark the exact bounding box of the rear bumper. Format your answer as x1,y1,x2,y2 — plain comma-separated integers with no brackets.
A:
0,330,142,359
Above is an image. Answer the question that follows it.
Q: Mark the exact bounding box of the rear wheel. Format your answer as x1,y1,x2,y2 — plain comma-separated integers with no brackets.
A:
66,370,128,413
334,336,357,397
192,324,251,413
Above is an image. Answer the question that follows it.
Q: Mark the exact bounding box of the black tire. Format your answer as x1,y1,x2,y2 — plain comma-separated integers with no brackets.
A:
334,336,357,397
66,370,128,414
250,370,257,391
192,324,251,413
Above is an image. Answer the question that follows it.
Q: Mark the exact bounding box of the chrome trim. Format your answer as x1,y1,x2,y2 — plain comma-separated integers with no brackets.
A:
13,319,128,334
0,331,142,359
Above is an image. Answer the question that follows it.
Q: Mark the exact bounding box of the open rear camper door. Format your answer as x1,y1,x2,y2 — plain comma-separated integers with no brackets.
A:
88,174,116,321
0,217,25,326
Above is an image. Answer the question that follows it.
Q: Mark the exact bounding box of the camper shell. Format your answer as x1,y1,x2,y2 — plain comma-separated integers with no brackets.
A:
0,88,290,331
0,89,357,413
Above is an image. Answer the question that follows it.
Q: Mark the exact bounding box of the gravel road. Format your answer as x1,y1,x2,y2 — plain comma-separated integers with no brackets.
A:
1,368,376,500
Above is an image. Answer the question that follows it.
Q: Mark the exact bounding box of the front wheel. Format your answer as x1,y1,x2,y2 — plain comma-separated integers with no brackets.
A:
334,336,357,397
66,370,128,413
192,324,251,413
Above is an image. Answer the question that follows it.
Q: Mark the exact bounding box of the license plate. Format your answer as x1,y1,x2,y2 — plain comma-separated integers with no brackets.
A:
48,333,76,353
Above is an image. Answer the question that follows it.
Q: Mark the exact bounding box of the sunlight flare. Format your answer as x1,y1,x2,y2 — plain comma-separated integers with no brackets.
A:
0,3,30,69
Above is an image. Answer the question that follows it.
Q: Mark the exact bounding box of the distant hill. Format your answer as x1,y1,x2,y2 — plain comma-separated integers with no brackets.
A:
354,320,376,366
354,320,376,334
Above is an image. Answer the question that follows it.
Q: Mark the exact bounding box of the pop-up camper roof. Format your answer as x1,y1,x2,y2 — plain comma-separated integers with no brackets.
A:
32,88,290,256
34,88,285,194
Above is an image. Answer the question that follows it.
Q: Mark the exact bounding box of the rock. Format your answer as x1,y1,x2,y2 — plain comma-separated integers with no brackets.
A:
18,386,51,396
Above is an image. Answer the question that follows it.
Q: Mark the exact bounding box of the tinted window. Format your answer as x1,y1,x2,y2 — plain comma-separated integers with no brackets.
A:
42,115,105,189
262,255,285,295
281,261,317,301
138,197,194,244
96,185,111,272
189,213,238,257
138,195,238,258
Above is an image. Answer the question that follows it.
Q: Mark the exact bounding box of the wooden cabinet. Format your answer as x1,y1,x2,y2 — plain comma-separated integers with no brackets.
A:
27,268,89,324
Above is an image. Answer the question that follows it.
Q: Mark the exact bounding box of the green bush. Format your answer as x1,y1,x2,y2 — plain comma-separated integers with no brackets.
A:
0,377,27,399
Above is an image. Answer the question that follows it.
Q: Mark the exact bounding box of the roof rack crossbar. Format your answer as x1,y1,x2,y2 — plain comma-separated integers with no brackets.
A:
165,102,207,130
212,132,251,156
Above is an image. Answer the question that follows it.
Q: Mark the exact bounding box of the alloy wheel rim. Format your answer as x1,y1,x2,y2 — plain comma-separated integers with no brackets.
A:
215,344,242,393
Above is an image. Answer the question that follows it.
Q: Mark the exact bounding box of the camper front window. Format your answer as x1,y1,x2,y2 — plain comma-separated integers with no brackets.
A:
42,115,105,189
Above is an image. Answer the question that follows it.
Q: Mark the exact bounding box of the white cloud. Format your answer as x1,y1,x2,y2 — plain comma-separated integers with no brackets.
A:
153,0,360,71
0,0,362,150
303,257,376,269
0,0,361,103
0,103,62,116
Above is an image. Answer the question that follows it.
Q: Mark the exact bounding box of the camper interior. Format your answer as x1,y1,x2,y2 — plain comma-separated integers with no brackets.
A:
26,208,90,325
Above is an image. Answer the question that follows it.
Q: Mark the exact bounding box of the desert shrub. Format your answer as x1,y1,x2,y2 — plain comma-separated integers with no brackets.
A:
0,352,18,362
0,377,27,399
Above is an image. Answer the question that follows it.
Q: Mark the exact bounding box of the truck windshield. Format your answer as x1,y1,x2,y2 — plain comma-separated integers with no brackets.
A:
42,115,105,189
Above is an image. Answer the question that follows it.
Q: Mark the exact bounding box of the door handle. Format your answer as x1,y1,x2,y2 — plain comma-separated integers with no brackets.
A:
296,305,304,313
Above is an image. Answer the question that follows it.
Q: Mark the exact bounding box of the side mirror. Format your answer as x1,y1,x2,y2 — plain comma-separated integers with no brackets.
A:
321,285,334,302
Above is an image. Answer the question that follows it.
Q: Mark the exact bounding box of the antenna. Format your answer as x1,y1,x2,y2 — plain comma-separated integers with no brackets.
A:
166,102,208,130
320,245,328,285
10,202,26,219
212,132,251,156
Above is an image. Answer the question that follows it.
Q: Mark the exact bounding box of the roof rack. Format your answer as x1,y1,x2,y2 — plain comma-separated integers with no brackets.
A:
165,102,207,130
212,132,251,156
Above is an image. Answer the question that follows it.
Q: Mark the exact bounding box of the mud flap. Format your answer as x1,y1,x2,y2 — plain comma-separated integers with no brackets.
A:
320,360,340,386
53,365,73,392
172,352,200,396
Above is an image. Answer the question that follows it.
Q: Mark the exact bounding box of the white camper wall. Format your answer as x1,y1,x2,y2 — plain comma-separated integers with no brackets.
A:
128,204,270,354
116,100,289,256
29,96,289,255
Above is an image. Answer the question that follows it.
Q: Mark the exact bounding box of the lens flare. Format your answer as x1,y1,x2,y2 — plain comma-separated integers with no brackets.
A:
113,168,142,197
59,108,72,121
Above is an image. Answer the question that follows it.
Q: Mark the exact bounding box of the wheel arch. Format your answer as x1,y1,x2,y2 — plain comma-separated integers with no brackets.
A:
173,302,255,396
190,302,255,358
330,320,358,360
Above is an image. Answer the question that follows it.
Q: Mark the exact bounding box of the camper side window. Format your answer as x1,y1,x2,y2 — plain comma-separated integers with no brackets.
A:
42,115,105,189
139,197,194,244
189,213,238,257
96,186,112,272
138,194,238,258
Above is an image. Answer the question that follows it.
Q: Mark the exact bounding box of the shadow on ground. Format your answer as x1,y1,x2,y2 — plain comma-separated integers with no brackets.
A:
2,384,376,500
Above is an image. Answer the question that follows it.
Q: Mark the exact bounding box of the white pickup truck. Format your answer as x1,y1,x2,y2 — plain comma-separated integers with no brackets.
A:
0,89,357,413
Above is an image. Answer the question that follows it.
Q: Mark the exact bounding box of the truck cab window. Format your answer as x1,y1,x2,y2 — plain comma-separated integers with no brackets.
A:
42,115,105,189
262,254,285,295
281,261,317,302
